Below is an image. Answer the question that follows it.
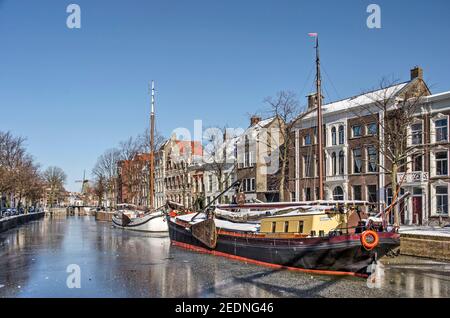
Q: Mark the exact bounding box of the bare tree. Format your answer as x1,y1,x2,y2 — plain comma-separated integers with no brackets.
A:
43,166,67,207
92,174,107,207
92,148,121,208
263,91,302,201
0,131,27,196
203,127,238,203
0,131,44,209
137,128,166,154
351,77,430,225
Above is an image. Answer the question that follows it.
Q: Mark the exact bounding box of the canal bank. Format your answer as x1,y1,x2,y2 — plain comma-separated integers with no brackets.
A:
399,226,450,261
0,212,45,233
0,216,449,298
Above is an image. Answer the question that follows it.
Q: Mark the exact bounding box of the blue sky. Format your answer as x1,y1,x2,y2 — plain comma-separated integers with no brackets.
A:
1,0,449,191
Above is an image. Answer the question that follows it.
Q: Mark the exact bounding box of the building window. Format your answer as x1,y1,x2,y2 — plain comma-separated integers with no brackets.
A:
331,127,337,145
271,222,277,233
331,152,337,175
353,185,362,201
284,221,289,233
208,175,213,192
303,155,314,177
386,188,393,206
436,119,448,142
244,152,252,168
353,148,362,173
304,134,311,145
305,188,311,201
436,186,449,215
412,153,423,172
352,125,362,138
251,178,255,191
333,186,344,200
436,151,448,176
367,123,377,135
297,221,304,233
367,146,377,172
339,151,345,175
411,123,423,145
338,126,345,144
367,185,378,203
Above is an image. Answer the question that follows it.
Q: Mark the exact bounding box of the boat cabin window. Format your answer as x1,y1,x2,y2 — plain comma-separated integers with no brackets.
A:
310,230,316,237
297,221,304,234
271,222,276,233
284,221,289,233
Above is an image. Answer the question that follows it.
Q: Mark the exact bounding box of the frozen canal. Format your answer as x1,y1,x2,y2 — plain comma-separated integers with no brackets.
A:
0,216,449,298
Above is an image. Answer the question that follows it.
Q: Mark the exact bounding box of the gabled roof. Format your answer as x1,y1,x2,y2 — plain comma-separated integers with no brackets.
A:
300,81,411,121
174,140,203,156
237,116,277,142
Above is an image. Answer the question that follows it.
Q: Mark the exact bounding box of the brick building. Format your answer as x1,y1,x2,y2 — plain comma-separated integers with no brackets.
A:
117,153,150,208
289,67,449,225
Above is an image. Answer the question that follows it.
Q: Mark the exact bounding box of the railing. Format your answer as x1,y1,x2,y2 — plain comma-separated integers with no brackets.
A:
397,172,429,183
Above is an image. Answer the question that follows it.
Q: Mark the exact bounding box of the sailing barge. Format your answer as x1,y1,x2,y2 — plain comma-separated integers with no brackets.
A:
167,203,399,275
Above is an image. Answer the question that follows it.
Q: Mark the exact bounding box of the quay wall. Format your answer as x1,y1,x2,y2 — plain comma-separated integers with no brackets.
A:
0,212,45,233
95,211,114,222
46,208,68,216
400,234,450,261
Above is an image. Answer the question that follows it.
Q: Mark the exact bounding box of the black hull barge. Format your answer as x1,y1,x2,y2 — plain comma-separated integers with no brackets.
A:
168,216,399,277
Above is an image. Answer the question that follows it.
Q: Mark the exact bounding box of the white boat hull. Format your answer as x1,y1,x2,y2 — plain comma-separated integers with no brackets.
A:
112,211,168,233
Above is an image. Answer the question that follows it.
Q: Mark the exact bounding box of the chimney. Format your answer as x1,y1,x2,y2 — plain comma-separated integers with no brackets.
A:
250,115,262,127
411,66,423,80
307,93,323,110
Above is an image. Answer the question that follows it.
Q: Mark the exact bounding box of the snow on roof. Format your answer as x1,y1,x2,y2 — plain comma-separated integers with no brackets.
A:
237,116,277,142
425,91,450,102
302,82,409,120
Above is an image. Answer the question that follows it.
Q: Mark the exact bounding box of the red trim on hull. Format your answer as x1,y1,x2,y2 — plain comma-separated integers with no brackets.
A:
171,240,369,278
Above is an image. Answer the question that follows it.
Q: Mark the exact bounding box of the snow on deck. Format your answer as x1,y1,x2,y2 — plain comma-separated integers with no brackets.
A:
175,213,259,232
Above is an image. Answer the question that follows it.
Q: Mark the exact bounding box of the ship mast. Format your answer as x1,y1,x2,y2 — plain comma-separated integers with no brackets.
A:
314,34,324,200
149,80,155,209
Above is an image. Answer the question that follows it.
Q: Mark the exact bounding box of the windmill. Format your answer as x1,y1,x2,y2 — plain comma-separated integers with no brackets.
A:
75,170,90,196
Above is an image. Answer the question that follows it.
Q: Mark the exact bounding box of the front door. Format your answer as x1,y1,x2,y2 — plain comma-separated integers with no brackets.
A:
413,196,423,225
